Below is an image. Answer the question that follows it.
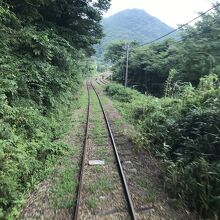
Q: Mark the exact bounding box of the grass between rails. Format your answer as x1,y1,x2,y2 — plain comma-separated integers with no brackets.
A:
90,89,107,147
87,176,114,194
104,75,220,219
86,197,98,209
85,89,114,210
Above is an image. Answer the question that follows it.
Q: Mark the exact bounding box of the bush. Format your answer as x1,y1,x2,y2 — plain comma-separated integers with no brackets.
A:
105,83,141,102
0,8,92,219
105,75,220,218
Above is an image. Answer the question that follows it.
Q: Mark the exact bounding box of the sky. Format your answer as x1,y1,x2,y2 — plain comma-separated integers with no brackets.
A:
104,0,215,28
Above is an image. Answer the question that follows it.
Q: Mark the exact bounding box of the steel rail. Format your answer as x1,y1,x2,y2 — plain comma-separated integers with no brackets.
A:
91,83,137,220
73,82,90,220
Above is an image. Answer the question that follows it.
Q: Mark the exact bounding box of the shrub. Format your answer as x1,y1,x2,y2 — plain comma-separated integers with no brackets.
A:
0,8,92,218
105,75,220,218
105,83,140,102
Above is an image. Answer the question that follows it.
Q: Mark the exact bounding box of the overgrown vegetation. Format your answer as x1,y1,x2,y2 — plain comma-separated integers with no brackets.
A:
105,76,220,218
0,0,110,218
105,5,220,96
51,162,79,209
104,7,220,218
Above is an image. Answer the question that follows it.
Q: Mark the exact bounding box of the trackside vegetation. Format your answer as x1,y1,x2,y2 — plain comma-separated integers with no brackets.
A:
0,0,110,218
105,76,220,218
104,5,220,219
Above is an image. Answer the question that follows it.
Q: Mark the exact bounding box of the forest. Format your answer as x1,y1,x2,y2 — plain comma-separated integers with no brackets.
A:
105,5,220,219
0,0,110,218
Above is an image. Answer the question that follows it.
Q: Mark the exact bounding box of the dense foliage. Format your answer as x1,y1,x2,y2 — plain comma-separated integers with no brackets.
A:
105,6,220,96
4,0,111,54
105,75,220,218
0,0,110,218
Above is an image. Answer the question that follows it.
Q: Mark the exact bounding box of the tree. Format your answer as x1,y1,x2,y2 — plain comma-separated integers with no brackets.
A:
4,0,111,53
105,39,180,96
104,40,127,63
105,5,220,95
104,40,140,83
175,8,220,85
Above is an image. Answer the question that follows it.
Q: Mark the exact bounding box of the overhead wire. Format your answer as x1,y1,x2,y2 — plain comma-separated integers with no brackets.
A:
108,3,220,64
138,2,220,47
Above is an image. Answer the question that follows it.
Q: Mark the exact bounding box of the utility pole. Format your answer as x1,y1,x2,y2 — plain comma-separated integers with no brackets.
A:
124,43,129,88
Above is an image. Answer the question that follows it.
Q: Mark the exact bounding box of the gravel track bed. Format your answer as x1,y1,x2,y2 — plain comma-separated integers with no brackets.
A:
77,87,130,219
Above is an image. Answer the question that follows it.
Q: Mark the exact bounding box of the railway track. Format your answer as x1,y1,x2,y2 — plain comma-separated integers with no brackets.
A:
95,78,109,85
73,81,137,220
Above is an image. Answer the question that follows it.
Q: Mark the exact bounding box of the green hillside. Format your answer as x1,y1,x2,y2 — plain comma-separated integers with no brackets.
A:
96,9,174,57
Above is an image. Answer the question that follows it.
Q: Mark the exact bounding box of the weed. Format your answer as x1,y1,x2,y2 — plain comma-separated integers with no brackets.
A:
113,118,124,131
96,147,108,158
90,166,103,173
137,179,157,203
86,197,97,209
105,77,220,218
87,176,114,194
51,160,79,209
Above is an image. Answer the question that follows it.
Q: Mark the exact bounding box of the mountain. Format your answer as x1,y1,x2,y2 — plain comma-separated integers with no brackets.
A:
96,9,175,57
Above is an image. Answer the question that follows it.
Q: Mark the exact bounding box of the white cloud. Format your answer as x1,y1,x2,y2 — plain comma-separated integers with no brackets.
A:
104,0,215,27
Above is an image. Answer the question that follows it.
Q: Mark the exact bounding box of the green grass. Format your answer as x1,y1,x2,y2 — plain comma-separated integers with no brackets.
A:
113,117,124,131
95,146,110,162
78,90,89,107
91,124,105,137
86,197,98,209
89,91,107,146
50,89,88,209
90,165,103,173
96,147,108,157
86,176,114,194
94,137,106,145
51,160,79,209
137,179,157,203
83,89,115,210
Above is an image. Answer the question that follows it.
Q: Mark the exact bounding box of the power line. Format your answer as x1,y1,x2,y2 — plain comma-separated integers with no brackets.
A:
107,3,220,86
139,2,220,47
121,3,220,87
105,3,220,58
